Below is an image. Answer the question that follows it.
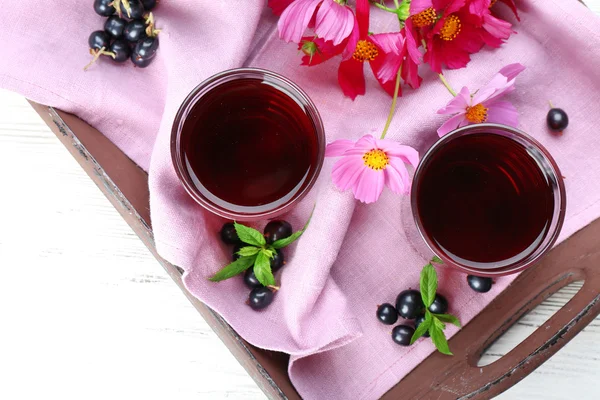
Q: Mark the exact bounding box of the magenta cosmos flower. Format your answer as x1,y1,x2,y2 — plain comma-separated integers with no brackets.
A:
326,135,419,203
437,63,525,137
338,0,421,99
277,0,355,46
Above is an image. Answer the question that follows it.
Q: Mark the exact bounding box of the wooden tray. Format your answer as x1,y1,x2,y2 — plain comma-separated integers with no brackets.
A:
30,102,600,399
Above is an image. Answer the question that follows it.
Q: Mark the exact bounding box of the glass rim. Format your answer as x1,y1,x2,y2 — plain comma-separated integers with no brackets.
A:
410,123,567,276
170,68,326,221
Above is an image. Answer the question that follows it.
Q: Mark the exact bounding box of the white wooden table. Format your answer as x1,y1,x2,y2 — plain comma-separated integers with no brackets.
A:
1,4,600,397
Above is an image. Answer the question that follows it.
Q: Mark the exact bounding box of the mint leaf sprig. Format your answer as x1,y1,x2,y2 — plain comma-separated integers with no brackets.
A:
209,217,311,286
410,260,461,355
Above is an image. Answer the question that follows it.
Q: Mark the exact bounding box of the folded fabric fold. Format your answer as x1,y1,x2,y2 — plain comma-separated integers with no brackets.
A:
2,0,600,399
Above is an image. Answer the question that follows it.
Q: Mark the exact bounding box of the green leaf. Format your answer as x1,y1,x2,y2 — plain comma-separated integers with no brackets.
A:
434,313,462,328
261,248,274,259
429,321,453,356
431,256,443,264
209,255,256,282
271,211,314,249
254,251,276,287
410,311,432,345
433,316,446,331
236,246,261,257
234,222,266,247
420,264,438,308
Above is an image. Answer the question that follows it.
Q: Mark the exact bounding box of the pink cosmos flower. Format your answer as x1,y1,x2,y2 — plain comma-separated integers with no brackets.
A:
437,63,525,137
326,135,420,203
338,0,420,99
277,0,355,46
467,0,513,48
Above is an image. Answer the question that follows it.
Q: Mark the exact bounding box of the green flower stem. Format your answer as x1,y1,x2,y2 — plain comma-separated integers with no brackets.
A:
380,68,402,139
373,2,397,13
394,0,401,7
438,74,457,97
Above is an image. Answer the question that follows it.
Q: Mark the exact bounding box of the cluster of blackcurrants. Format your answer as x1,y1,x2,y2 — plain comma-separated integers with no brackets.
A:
87,0,160,70
220,221,293,311
376,275,494,346
377,290,450,346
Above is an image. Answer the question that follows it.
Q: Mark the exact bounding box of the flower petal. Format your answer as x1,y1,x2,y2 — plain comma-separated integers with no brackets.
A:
482,13,512,41
331,155,366,191
384,162,407,195
437,113,468,137
338,59,365,100
343,134,377,155
485,100,518,127
410,0,434,15
353,167,385,203
403,19,422,65
369,33,405,83
278,0,323,43
355,0,370,39
499,63,525,81
378,141,420,168
326,139,355,157
315,0,355,46
370,55,399,97
268,0,296,16
388,158,412,194
468,0,491,16
437,86,470,114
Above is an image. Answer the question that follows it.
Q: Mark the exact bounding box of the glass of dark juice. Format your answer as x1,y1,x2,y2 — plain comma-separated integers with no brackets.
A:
171,69,325,221
411,124,566,276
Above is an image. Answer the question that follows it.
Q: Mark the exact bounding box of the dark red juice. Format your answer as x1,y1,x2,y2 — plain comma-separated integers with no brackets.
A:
416,133,555,268
180,78,319,212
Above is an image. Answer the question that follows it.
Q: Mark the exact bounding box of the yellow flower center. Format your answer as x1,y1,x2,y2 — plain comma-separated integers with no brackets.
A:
465,104,489,123
440,15,462,41
411,7,437,28
363,149,389,170
352,40,379,62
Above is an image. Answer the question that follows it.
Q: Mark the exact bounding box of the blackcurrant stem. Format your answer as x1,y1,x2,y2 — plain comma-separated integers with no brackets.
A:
267,285,280,291
549,100,554,108
84,47,116,71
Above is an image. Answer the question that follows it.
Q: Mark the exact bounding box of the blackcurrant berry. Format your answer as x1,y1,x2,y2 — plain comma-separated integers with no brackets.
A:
94,0,115,16
220,222,240,245
232,243,243,261
124,19,148,43
391,325,415,346
414,314,430,338
547,108,569,132
395,289,424,320
126,0,145,19
264,220,293,244
428,294,449,314
467,275,493,293
131,36,158,68
271,249,285,272
243,269,263,289
376,303,398,325
141,0,157,10
109,39,131,63
88,30,111,50
248,287,275,310
104,16,127,39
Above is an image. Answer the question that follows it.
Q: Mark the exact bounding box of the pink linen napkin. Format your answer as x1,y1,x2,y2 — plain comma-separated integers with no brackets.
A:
2,0,600,398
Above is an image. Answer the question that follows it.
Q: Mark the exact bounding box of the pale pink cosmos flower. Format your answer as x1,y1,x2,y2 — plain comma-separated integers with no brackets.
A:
278,0,355,46
437,63,525,137
326,135,419,203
